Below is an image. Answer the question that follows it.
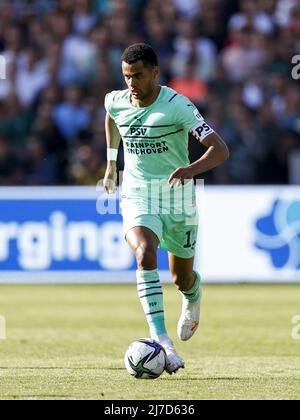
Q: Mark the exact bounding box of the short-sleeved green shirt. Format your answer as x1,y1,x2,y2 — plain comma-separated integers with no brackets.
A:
105,86,214,194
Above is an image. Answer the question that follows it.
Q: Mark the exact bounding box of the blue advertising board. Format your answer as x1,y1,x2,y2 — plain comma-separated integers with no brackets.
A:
0,188,169,283
1,186,299,283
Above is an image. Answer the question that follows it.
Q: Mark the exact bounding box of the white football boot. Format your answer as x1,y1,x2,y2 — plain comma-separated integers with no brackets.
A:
177,289,202,341
163,343,185,374
158,336,185,374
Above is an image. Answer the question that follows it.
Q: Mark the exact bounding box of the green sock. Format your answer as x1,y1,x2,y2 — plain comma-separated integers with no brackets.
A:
136,269,167,340
180,271,202,304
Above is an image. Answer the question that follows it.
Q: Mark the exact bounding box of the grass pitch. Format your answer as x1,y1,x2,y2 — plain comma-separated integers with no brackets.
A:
0,284,300,400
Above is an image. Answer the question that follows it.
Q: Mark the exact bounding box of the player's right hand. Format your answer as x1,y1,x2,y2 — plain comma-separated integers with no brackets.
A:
103,164,117,194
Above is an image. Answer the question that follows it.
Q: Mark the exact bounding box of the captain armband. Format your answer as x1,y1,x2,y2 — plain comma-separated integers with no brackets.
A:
190,121,215,143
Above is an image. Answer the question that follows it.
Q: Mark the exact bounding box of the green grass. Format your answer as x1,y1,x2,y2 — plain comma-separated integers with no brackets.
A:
0,284,300,400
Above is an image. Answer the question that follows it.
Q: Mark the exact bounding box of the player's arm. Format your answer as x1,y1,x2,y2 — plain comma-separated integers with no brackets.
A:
189,132,229,176
103,112,121,194
169,132,229,187
168,98,229,186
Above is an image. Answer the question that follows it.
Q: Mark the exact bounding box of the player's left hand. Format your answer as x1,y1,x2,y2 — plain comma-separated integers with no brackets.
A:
168,167,194,188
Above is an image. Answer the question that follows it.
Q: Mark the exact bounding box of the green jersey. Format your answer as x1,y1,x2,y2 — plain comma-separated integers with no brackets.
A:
105,86,214,192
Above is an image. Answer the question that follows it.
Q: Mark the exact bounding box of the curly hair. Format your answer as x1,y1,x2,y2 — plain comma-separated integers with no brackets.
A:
121,43,158,67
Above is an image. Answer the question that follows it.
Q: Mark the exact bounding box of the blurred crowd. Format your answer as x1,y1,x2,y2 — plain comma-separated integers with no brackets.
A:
0,0,300,186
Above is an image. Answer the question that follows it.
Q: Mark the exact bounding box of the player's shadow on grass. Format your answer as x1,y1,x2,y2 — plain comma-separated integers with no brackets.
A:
162,377,250,381
0,367,110,370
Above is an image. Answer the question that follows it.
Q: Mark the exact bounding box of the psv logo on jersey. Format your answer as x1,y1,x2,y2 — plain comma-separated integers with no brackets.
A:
130,127,148,136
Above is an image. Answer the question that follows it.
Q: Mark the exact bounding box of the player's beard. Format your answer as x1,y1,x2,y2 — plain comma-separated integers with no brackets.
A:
139,83,157,102
130,80,157,104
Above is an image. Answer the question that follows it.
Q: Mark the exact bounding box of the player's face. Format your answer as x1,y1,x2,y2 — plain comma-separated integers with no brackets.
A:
122,60,158,101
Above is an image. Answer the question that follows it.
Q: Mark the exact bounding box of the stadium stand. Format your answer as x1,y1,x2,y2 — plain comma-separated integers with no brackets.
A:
0,0,299,186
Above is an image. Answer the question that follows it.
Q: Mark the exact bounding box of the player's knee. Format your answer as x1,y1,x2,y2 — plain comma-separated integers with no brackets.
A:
135,242,157,270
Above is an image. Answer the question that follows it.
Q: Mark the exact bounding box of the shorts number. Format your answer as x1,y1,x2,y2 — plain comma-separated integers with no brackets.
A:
184,231,196,250
184,231,192,248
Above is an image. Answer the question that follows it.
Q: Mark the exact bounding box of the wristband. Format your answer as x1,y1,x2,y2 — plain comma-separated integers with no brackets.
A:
107,148,118,161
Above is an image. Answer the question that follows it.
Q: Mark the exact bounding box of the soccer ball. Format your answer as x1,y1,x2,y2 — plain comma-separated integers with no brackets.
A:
124,338,167,379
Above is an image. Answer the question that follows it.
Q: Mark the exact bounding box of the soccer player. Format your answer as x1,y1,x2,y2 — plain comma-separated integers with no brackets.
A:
104,44,229,374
